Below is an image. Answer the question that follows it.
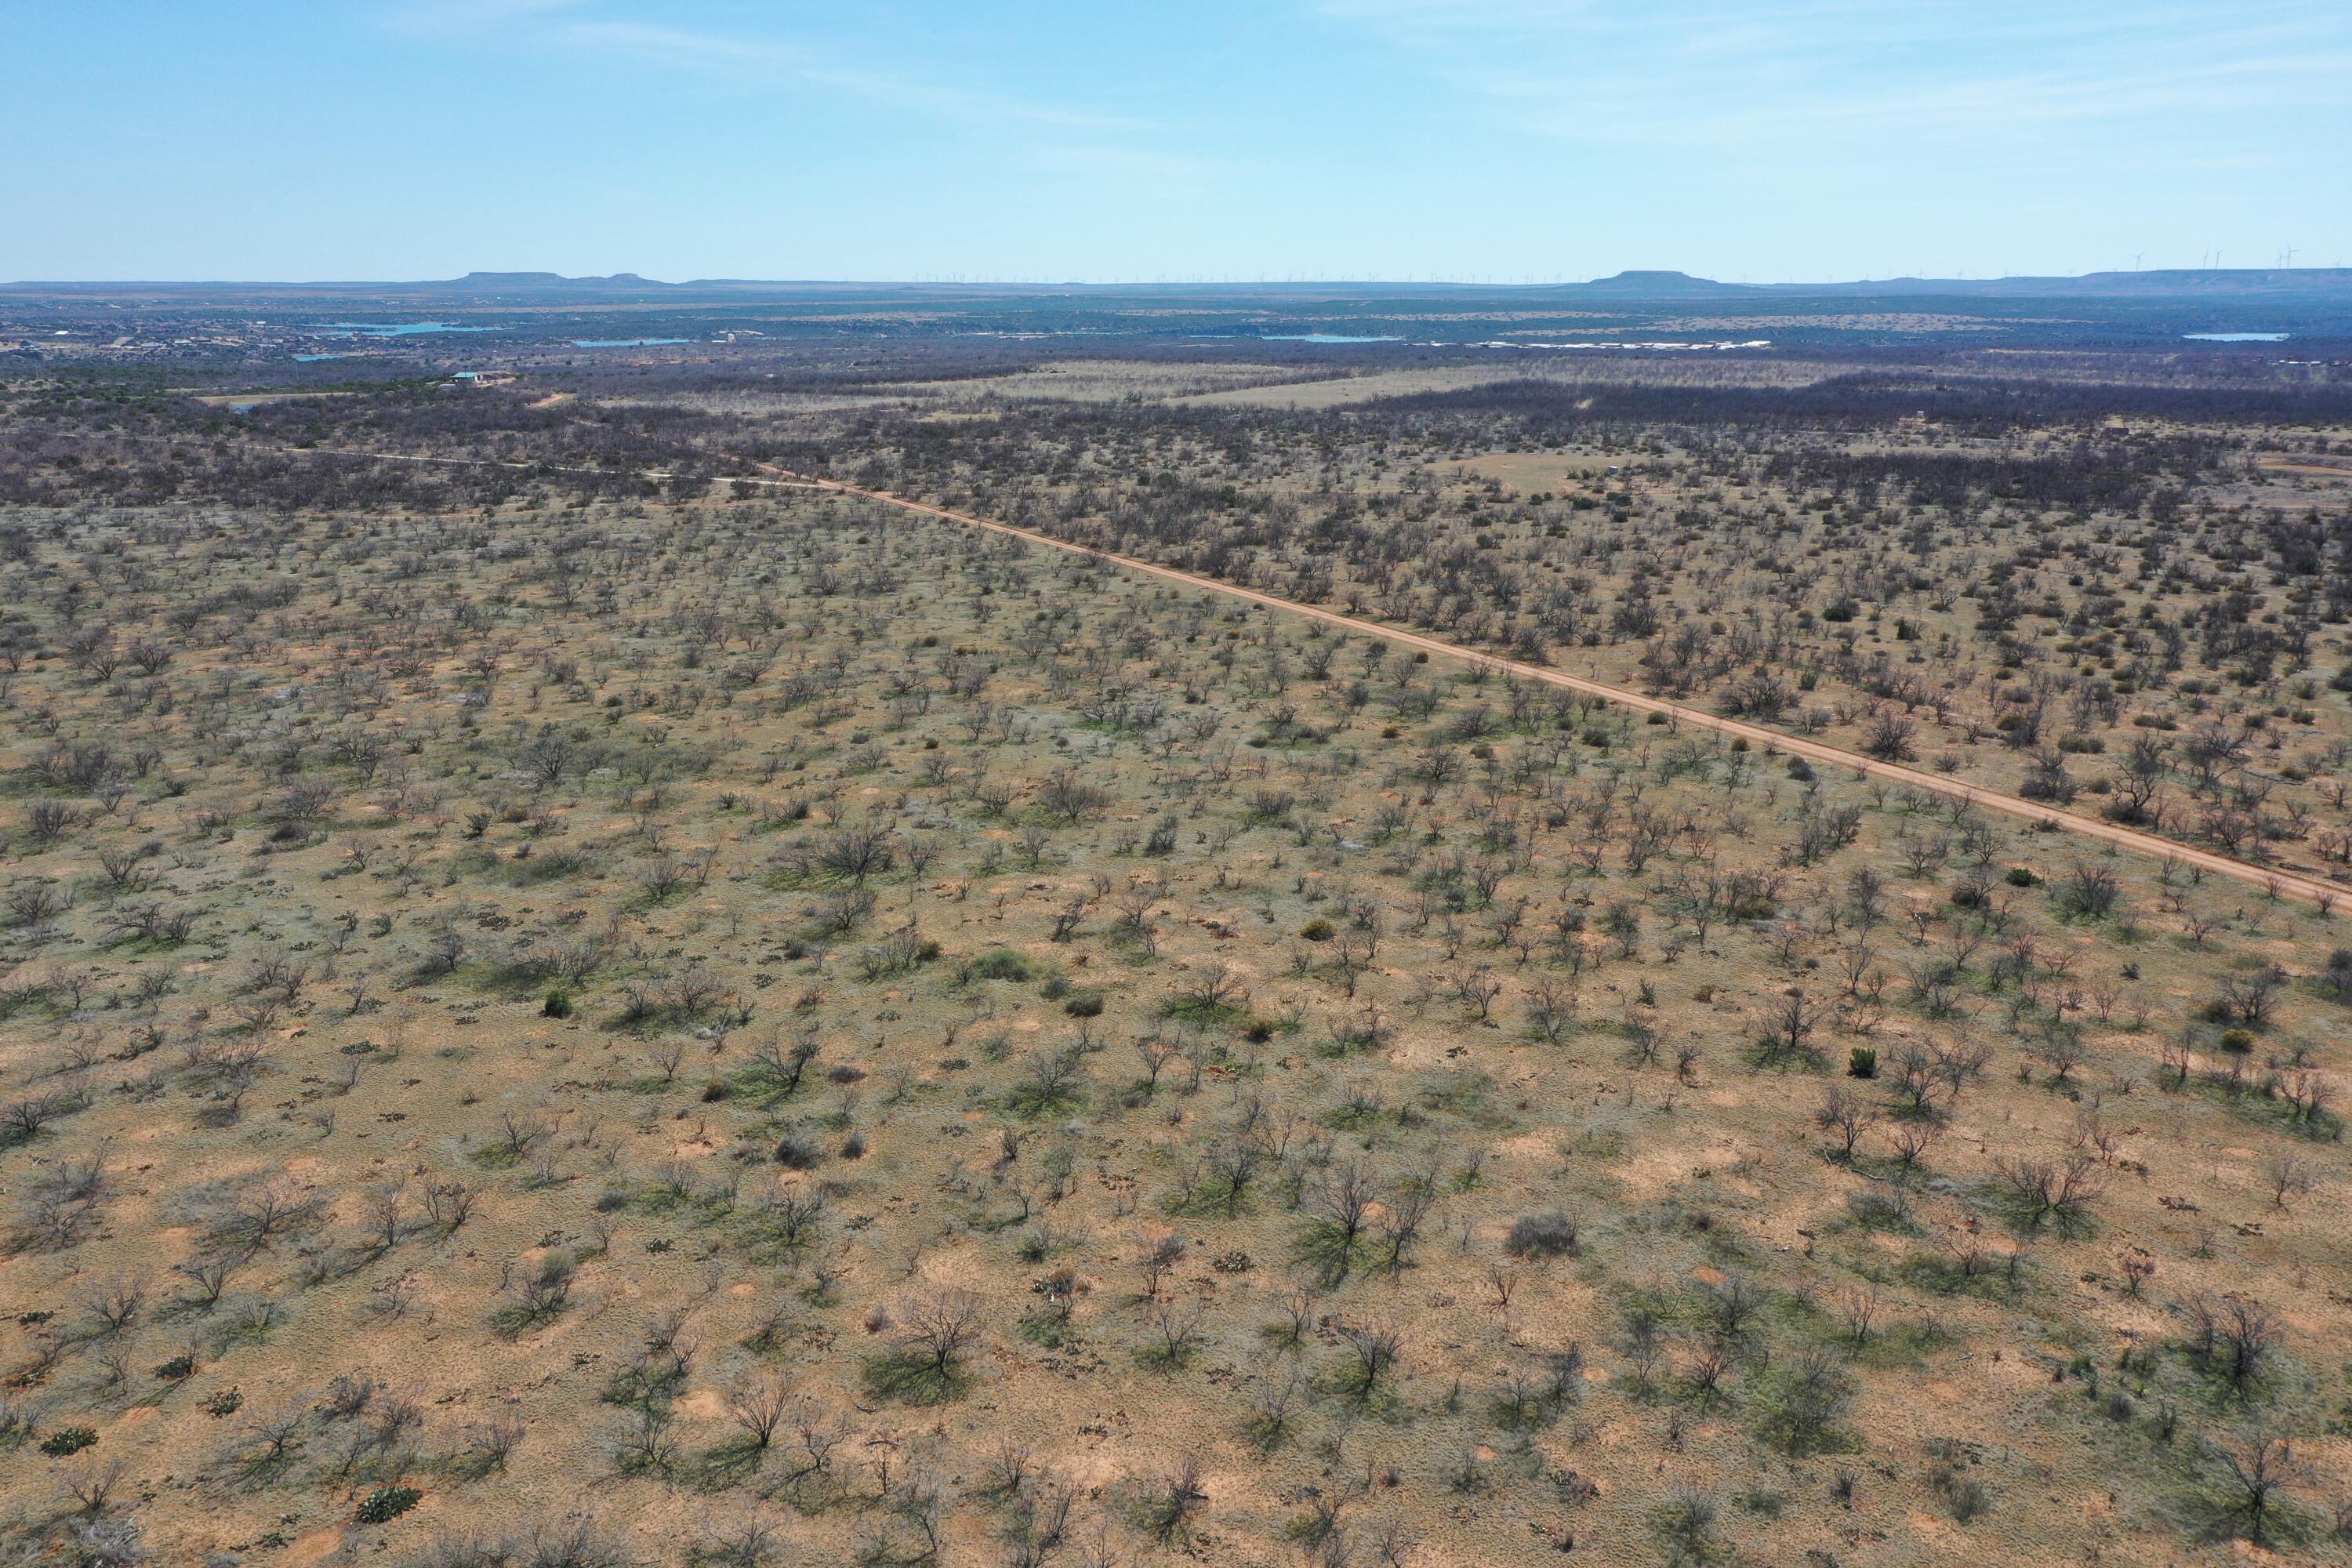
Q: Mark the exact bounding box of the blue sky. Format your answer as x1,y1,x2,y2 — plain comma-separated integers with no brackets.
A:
3,1,2347,282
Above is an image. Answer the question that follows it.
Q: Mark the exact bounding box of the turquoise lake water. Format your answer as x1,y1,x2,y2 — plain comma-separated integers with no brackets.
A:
320,322,503,338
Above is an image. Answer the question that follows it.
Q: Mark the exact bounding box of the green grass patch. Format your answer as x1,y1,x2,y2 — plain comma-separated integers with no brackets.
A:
967,947,1035,982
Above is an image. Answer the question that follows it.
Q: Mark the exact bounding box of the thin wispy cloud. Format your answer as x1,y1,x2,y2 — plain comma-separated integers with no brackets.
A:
1473,46,2352,152
14,0,2331,280
393,5,1152,134
556,19,782,68
1315,0,2351,156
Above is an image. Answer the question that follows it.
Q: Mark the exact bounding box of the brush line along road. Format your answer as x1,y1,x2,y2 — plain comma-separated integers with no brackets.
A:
769,467,2346,911
122,434,2352,909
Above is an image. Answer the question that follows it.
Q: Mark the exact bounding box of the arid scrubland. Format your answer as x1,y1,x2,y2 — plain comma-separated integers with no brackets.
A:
0,341,2348,1567
837,369,2352,888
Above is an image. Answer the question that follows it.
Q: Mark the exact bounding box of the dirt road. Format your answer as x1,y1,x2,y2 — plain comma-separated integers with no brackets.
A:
768,466,2347,912
105,432,2350,909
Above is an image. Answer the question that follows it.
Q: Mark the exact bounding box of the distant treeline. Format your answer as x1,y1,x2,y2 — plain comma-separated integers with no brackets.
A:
1760,442,2215,514
1367,372,2352,435
3,351,2345,519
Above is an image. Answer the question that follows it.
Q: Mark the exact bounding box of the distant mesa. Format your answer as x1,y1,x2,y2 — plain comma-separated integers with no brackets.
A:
441,271,671,291
3,267,2349,307
1545,268,2352,302
400,266,2352,304
1570,270,1755,296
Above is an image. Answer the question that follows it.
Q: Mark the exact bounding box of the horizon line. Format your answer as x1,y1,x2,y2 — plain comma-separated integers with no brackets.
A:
7,264,2352,292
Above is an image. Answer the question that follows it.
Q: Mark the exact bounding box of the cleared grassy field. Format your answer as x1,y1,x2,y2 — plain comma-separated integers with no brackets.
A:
1168,363,1534,409
884,360,1321,405
1448,451,1621,492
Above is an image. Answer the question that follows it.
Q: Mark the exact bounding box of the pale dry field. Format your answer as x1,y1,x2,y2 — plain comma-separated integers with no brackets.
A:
880,361,1320,406
1167,355,1838,410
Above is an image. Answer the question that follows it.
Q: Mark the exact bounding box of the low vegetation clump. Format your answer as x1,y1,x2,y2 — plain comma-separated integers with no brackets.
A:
354,1485,423,1523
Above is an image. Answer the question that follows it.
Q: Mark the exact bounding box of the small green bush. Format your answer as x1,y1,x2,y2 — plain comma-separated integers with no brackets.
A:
40,1426,97,1457
1847,1047,1878,1080
971,948,1033,982
1504,1211,1580,1258
356,1485,423,1523
541,988,573,1018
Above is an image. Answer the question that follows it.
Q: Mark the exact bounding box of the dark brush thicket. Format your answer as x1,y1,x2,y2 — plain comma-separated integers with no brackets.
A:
1377,372,2352,437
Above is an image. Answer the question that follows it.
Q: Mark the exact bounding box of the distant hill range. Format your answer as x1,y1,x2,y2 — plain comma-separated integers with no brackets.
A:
8,267,2352,303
